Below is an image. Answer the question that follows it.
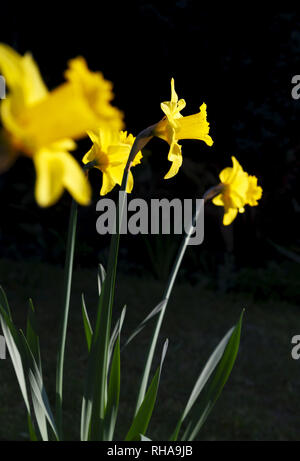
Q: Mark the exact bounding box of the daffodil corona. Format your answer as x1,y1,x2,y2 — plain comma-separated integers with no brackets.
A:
0,44,123,207
212,156,263,225
154,78,213,179
82,130,142,195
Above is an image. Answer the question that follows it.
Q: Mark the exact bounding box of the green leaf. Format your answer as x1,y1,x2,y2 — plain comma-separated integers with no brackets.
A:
97,264,106,296
171,310,244,441
0,286,12,319
0,304,30,413
125,339,168,441
27,413,38,441
26,299,42,373
103,336,121,441
81,294,93,352
20,331,58,440
25,299,47,440
122,300,165,351
0,304,41,440
140,434,152,441
55,199,78,439
108,305,126,367
86,191,128,441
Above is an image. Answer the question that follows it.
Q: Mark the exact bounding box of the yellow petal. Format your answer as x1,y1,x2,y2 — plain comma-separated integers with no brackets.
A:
82,145,97,165
164,142,182,179
223,208,238,226
212,193,225,207
100,172,117,196
219,166,234,184
34,149,91,207
170,77,178,104
12,57,123,150
0,44,48,111
126,170,134,194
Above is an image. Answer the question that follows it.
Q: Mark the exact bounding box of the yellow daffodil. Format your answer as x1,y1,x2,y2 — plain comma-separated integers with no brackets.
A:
212,156,263,225
154,78,213,179
0,43,124,207
82,130,142,195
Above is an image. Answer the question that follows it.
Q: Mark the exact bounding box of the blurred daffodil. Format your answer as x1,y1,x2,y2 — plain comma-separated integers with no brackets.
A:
82,130,142,195
0,43,123,207
154,78,213,179
212,156,262,225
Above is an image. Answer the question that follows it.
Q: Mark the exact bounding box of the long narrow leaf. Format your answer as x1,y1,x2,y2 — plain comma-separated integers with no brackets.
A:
0,304,39,440
108,305,126,366
26,299,42,373
25,299,47,439
174,310,244,441
122,300,165,351
103,336,121,441
125,339,168,441
20,331,58,440
81,294,93,352
0,305,30,413
97,264,106,296
0,286,12,319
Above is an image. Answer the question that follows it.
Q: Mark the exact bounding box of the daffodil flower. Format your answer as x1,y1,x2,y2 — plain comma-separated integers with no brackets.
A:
82,130,142,195
154,78,213,179
212,156,263,225
0,43,124,207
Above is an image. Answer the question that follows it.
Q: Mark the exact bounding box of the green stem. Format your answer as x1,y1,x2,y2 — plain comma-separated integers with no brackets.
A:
55,199,78,440
135,184,223,414
88,126,155,440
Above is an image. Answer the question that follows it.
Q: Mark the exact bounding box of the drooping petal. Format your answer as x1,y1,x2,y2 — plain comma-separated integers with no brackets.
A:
100,171,117,196
223,208,238,226
62,152,91,205
34,149,91,207
34,150,64,207
164,141,183,179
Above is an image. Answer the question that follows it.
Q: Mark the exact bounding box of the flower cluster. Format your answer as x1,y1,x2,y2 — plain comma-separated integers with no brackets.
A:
0,44,262,225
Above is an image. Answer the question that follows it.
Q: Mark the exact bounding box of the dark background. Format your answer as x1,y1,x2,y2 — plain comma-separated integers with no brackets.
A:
0,4,299,297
